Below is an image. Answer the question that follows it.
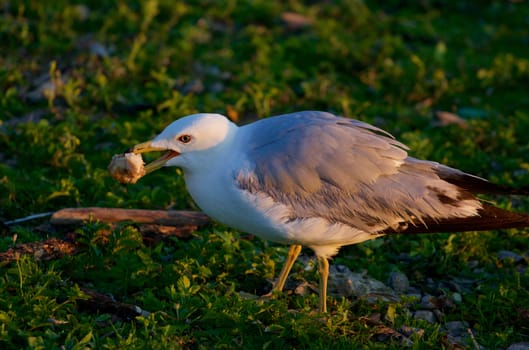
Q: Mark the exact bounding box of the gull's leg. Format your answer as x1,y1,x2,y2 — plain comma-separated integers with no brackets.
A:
317,256,329,313
273,244,302,292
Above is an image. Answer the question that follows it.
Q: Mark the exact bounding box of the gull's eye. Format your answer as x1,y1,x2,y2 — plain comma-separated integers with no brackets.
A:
177,134,192,144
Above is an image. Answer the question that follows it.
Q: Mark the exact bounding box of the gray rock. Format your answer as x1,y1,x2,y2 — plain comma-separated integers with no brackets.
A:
407,286,422,295
444,320,469,337
467,260,480,269
413,310,436,323
387,271,410,293
327,264,398,302
506,343,529,350
426,278,437,289
89,42,110,58
450,277,476,293
473,267,486,274
182,79,204,94
419,295,437,309
451,292,463,304
498,250,524,263
443,324,485,350
209,82,224,94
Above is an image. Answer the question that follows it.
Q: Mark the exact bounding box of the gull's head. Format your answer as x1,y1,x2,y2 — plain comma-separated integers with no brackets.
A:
130,113,236,173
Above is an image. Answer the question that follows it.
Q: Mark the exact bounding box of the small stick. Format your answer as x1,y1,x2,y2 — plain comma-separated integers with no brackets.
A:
4,212,54,225
0,208,210,262
50,207,210,226
467,328,480,350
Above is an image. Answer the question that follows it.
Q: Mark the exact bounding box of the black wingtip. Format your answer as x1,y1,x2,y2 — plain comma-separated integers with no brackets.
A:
435,167,529,196
383,203,529,235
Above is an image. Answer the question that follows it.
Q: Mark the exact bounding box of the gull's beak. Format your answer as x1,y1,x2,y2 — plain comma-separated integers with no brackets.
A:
129,141,180,174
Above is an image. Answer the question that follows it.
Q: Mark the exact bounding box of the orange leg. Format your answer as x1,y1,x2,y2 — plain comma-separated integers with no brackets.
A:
273,244,302,292
317,256,329,313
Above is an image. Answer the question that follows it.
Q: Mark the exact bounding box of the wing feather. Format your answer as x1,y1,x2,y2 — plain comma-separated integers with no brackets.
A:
236,111,482,232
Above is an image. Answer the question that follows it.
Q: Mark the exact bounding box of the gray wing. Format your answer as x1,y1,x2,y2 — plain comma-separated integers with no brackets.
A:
235,111,483,232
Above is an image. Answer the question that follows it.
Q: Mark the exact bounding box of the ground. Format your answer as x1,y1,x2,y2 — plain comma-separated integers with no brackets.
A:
1,1,529,348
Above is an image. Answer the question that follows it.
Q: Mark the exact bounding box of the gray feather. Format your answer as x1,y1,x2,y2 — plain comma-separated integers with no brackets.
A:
235,111,481,232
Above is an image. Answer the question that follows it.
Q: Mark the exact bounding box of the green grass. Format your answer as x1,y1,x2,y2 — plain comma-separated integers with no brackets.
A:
1,0,529,348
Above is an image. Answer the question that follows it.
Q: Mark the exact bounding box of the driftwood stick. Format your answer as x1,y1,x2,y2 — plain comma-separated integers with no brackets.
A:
50,207,210,227
0,208,211,262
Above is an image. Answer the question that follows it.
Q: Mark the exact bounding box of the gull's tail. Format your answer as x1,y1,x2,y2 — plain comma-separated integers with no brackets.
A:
384,166,529,235
384,203,529,235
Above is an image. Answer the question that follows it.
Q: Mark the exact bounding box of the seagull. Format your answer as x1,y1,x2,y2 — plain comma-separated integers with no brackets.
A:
130,111,529,313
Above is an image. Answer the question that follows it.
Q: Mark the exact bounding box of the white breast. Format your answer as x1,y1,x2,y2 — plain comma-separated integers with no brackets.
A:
184,166,381,258
184,166,290,242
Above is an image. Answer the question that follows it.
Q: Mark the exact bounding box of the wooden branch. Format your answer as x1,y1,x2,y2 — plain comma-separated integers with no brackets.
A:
50,207,210,227
0,208,211,262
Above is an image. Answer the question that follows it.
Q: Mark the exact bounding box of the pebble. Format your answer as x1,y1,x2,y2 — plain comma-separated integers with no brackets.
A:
327,264,398,302
450,277,476,293
444,320,469,337
473,267,486,274
467,260,480,269
451,292,463,304
413,310,436,324
419,295,437,309
387,271,409,293
407,286,422,294
89,42,110,58
426,277,438,290
497,250,524,264
182,79,205,94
